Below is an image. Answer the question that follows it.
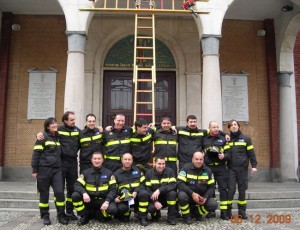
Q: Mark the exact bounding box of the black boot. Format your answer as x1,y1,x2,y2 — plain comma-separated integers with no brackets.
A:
140,216,148,226
42,216,51,225
206,212,216,218
220,210,229,220
167,218,176,225
77,215,89,226
183,215,193,225
66,211,78,220
58,214,69,225
239,210,248,219
227,208,232,218
151,211,161,222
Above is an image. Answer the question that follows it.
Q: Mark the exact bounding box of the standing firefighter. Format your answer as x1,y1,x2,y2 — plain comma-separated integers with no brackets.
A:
177,152,218,224
72,152,118,226
31,117,69,226
227,120,257,219
203,121,230,220
145,154,177,225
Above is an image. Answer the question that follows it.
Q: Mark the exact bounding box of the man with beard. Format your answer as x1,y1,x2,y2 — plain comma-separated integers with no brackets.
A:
114,153,149,226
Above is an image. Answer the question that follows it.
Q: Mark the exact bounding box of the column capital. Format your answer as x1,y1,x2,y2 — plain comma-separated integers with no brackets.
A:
201,36,220,56
277,71,293,87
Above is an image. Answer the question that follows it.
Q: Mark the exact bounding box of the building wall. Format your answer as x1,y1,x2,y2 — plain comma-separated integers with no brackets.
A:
3,15,271,181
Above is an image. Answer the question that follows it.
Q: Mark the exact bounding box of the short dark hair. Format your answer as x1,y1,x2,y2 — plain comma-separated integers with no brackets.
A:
161,116,171,123
86,113,96,121
92,151,103,159
134,118,148,129
187,115,197,122
44,117,57,132
155,154,165,162
61,111,74,123
227,119,240,129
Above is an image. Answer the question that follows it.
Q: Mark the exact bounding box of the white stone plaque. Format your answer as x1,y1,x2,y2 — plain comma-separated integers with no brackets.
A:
221,73,249,122
27,68,57,120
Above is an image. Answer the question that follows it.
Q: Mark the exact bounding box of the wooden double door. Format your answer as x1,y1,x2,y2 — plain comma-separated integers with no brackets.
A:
103,71,176,127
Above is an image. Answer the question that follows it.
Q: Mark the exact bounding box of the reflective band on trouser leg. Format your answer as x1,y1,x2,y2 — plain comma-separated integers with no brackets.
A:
219,201,228,210
237,200,247,205
197,205,209,215
66,197,72,202
138,201,149,213
39,202,49,208
102,210,111,217
167,200,176,205
73,201,85,212
179,204,190,215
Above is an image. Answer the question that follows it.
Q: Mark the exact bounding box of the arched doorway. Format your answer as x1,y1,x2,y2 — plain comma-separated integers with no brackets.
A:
103,35,176,126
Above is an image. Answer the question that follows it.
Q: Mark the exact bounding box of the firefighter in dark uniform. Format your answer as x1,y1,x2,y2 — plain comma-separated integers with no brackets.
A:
145,154,177,225
203,121,230,220
177,152,218,224
31,117,69,226
177,115,207,170
57,111,80,220
103,114,132,172
153,116,178,175
227,120,257,219
114,153,149,226
79,113,103,173
72,151,118,226
130,118,155,170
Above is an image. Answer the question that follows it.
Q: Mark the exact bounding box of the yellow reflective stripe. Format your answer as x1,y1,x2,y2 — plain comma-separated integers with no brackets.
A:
229,142,247,146
130,138,141,143
160,178,169,183
34,145,44,150
58,131,69,136
209,162,220,166
154,140,177,145
165,157,177,161
181,209,190,214
187,174,197,180
39,202,49,208
75,205,85,211
198,206,208,215
177,175,187,182
106,139,130,146
104,155,121,160
71,131,79,136
45,141,60,146
238,200,247,205
179,204,189,210
139,207,147,212
150,180,160,184
66,197,72,202
142,135,152,141
191,132,203,136
223,145,230,150
73,201,83,206
169,177,176,183
140,176,145,183
247,145,254,150
86,185,109,191
227,200,233,205
178,130,190,136
131,182,140,187
220,201,228,205
56,201,65,206
145,181,152,186
139,202,148,206
198,176,209,180
109,180,116,185
77,178,86,186
80,137,91,143
220,205,228,210
167,200,176,205
119,184,130,189
92,134,102,140
101,210,110,217
207,179,215,184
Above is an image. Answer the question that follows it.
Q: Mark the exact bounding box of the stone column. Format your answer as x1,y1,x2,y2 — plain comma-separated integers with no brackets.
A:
201,36,222,128
278,71,297,182
64,32,86,128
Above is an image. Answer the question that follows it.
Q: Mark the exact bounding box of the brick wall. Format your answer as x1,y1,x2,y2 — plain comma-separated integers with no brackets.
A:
0,13,13,167
294,31,300,166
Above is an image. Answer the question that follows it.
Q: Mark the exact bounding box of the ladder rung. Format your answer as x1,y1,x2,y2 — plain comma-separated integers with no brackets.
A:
137,46,153,50
138,26,152,29
138,16,152,19
137,79,152,82
137,68,152,71
137,113,153,116
137,36,153,39
137,90,152,93
137,57,153,60
137,102,153,105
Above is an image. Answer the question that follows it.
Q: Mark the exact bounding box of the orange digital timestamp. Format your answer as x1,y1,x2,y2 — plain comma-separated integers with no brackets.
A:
230,214,292,224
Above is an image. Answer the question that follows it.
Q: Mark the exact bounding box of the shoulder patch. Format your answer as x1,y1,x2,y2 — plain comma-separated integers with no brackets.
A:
132,170,139,175
202,172,208,176
179,171,186,177
110,175,115,180
100,175,108,179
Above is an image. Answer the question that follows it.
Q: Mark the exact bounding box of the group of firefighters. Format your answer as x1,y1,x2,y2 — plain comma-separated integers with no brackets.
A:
31,112,257,226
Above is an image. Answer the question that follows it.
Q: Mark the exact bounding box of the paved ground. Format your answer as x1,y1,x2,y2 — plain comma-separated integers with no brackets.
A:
0,181,300,229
